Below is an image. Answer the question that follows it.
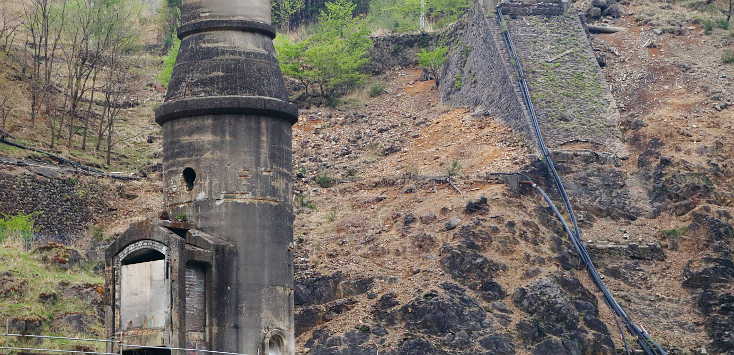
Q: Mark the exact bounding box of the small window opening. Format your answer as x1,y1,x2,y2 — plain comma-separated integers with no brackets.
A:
183,167,196,191
267,334,285,355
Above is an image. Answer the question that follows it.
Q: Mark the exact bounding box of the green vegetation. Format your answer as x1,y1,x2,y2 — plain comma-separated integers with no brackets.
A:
314,173,336,188
661,226,689,238
295,193,317,209
0,213,35,245
453,73,463,89
158,0,181,50
273,0,305,31
368,83,385,97
724,49,734,63
275,0,372,101
158,36,180,87
367,0,470,32
0,245,103,350
325,209,337,222
417,46,448,84
447,160,461,177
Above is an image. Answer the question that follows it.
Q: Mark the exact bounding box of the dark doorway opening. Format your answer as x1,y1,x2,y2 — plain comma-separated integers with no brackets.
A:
123,348,171,355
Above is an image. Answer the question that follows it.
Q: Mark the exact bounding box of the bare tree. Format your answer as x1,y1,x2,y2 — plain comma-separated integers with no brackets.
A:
0,95,12,131
0,11,21,53
101,57,139,165
24,0,67,140
60,0,110,149
728,0,732,23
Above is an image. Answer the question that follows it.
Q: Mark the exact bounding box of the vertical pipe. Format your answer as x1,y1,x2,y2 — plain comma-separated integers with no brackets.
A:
155,0,297,353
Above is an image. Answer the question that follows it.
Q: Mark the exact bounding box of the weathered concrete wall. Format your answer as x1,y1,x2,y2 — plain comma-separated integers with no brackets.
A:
505,13,625,155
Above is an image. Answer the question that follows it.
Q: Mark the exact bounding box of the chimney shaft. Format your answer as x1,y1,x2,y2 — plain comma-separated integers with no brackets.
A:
155,0,297,353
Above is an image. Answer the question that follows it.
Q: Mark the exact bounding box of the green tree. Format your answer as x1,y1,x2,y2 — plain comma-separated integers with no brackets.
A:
272,0,304,31
275,0,372,101
417,46,447,86
368,0,469,32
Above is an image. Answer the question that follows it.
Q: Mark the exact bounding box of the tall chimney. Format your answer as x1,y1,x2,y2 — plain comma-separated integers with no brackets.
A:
154,0,297,353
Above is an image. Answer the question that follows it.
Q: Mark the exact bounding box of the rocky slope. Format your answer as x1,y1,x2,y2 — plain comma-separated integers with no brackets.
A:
0,0,732,354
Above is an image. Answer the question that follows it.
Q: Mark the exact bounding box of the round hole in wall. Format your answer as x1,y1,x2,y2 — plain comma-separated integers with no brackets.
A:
267,334,284,355
182,167,196,191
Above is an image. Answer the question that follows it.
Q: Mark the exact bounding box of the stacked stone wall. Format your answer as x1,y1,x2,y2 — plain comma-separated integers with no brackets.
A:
505,13,625,154
497,0,570,16
438,3,532,140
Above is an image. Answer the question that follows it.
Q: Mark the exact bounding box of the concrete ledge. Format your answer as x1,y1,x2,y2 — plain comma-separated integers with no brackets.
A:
178,19,276,39
155,96,299,125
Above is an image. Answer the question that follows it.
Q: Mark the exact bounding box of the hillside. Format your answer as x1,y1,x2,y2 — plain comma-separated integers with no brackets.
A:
0,0,732,354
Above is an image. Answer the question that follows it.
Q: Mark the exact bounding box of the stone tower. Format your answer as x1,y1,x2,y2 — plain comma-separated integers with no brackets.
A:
155,0,298,353
105,0,297,353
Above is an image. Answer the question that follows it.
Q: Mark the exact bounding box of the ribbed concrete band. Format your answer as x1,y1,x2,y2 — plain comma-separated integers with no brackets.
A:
155,96,299,125
177,19,276,39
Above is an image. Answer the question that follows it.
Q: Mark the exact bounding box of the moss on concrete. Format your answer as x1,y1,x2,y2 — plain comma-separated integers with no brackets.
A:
506,14,621,151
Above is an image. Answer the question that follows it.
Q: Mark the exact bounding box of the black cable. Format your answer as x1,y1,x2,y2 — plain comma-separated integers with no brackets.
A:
494,9,666,355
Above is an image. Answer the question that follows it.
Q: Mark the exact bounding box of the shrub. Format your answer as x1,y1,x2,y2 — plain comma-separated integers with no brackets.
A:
454,73,463,89
314,173,336,188
295,193,317,209
723,49,734,64
417,46,448,84
716,18,730,30
368,83,385,97
447,160,461,177
703,19,715,34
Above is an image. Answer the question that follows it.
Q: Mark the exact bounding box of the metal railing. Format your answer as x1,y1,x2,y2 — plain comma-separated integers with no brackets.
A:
0,324,248,355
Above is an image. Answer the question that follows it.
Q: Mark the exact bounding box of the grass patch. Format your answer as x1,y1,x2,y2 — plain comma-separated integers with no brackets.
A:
0,245,103,338
723,49,734,64
368,83,385,97
295,193,316,209
661,226,689,238
0,213,36,247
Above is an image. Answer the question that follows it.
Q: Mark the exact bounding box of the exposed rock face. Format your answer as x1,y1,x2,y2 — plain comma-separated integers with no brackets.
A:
513,275,615,355
294,272,374,336
305,282,516,354
681,208,734,353
440,244,508,301
523,150,650,220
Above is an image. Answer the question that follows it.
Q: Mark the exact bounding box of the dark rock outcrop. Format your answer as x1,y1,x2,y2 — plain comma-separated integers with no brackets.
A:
513,275,614,354
440,244,508,301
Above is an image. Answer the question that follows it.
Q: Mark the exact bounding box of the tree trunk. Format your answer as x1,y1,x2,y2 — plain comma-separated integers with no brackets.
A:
105,115,113,165
81,70,97,151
